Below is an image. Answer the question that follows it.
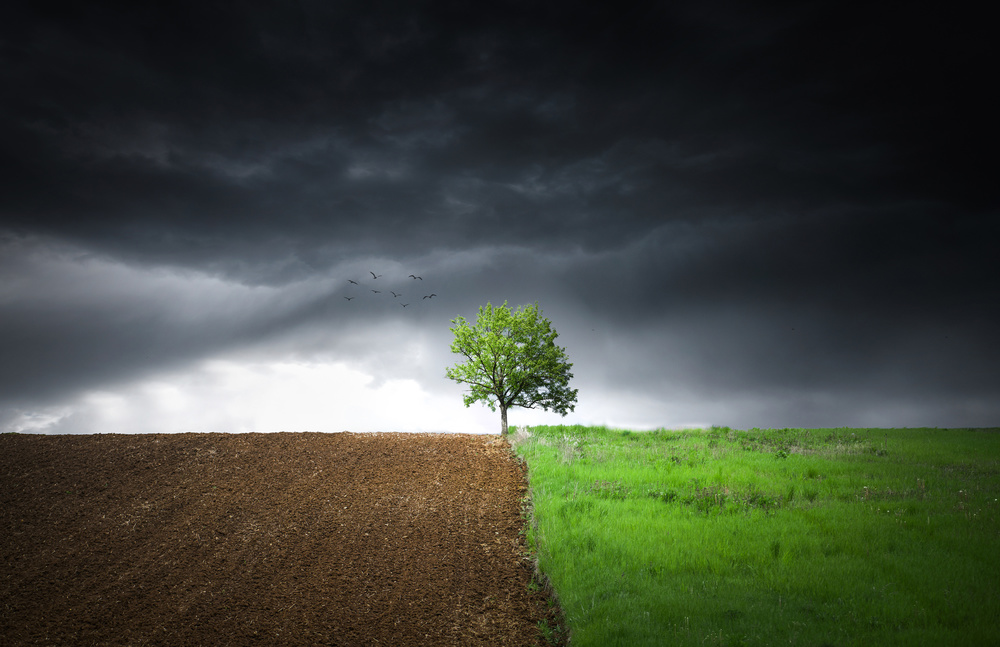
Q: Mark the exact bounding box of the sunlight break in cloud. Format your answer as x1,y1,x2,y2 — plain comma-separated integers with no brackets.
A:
17,358,504,435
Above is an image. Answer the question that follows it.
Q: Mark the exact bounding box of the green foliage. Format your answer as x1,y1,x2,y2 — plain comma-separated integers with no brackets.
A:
513,426,1000,647
445,301,578,434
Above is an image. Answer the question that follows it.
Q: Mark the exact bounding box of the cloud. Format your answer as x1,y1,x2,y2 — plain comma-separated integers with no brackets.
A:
1,2,997,433
0,235,338,400
25,358,494,435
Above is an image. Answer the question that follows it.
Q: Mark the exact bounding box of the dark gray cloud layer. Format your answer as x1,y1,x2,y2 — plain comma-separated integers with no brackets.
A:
2,1,997,430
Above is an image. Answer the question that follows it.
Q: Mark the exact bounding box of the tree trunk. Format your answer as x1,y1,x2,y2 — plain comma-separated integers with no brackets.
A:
500,405,508,436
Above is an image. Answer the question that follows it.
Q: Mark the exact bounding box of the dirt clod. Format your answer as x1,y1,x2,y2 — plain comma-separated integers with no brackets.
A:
1,432,560,646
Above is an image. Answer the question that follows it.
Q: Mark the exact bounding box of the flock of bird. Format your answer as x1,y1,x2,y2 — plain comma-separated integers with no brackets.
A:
343,271,438,308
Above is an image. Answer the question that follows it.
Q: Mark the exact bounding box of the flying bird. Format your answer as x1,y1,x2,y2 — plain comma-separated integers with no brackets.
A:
390,291,401,297
423,294,437,299
344,296,354,301
371,290,381,294
370,271,382,279
401,303,409,307
409,275,422,280
348,280,358,285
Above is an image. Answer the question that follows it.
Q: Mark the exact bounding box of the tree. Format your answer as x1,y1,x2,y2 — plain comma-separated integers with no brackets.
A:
445,301,578,435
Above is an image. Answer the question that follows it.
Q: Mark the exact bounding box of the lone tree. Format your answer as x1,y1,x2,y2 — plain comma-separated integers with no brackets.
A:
445,301,578,435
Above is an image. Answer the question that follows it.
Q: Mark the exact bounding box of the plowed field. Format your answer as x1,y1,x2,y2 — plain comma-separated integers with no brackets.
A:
0,432,562,646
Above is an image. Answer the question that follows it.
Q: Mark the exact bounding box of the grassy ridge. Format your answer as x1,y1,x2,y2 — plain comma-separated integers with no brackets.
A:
512,425,1000,647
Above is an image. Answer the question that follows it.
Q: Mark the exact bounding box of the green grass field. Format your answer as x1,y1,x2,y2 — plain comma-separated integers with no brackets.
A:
511,425,1000,647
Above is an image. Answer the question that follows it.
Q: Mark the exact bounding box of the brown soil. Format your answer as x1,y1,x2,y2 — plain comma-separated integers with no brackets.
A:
0,432,563,646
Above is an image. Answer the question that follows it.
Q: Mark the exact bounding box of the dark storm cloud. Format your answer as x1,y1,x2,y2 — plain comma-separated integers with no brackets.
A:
5,1,991,273
1,1,997,430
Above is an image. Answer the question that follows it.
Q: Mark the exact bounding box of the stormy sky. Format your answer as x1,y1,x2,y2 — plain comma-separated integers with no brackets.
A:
2,1,997,434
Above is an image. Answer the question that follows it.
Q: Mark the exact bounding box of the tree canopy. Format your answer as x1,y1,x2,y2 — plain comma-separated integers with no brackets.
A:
445,301,578,435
